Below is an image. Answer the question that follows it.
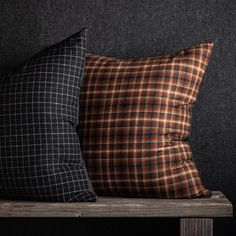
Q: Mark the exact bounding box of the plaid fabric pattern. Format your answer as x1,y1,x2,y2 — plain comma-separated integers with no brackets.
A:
0,29,96,202
79,43,213,198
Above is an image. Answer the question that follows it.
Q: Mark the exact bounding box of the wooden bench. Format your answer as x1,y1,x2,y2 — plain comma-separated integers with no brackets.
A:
0,191,232,236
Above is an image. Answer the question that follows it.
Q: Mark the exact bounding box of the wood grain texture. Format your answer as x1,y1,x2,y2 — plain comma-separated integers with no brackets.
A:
0,191,232,218
180,218,213,236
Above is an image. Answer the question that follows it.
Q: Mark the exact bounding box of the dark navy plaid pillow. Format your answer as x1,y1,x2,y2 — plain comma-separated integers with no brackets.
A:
0,28,96,202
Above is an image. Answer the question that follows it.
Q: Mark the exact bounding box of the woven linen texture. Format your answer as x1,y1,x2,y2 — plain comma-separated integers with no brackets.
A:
0,29,96,202
79,43,213,198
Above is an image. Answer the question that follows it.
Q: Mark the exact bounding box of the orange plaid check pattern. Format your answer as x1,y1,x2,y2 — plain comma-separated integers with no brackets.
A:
79,42,213,198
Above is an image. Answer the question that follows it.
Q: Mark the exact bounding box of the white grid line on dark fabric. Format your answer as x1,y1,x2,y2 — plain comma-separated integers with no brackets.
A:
0,29,96,202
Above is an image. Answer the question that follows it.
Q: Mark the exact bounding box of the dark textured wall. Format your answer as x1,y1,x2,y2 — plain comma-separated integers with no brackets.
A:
0,0,235,235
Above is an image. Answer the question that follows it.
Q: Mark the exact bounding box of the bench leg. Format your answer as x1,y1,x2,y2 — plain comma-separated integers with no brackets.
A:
180,218,213,236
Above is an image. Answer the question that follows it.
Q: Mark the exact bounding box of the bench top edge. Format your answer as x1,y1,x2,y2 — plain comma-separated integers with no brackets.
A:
0,191,233,218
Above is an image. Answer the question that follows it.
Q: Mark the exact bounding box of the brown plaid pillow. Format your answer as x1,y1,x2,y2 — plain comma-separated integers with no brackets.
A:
79,43,213,198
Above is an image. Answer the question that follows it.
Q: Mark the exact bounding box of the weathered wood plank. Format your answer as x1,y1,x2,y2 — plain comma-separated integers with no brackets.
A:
0,191,233,218
180,218,213,236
